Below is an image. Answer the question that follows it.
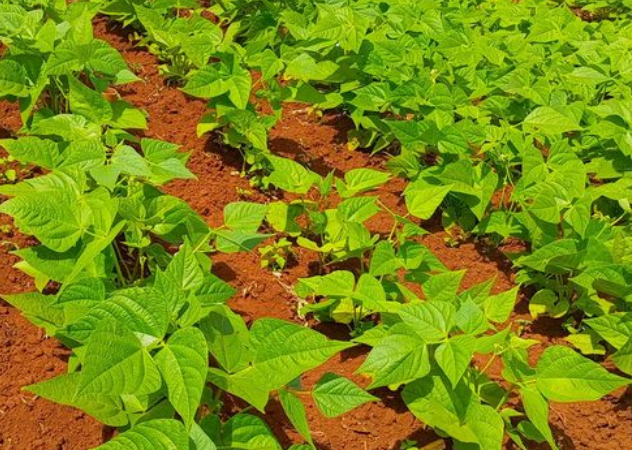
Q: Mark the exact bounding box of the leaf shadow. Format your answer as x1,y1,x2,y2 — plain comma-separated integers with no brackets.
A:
202,132,246,172
212,261,238,283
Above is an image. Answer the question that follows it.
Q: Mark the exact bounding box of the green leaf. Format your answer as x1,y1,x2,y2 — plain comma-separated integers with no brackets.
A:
529,289,568,319
68,77,112,124
0,173,89,252
115,69,141,85
266,201,303,235
214,229,272,253
12,244,81,286
46,39,127,77
455,300,489,336
422,271,464,303
403,374,503,449
190,422,218,450
1,291,64,334
182,64,230,99
585,313,632,349
111,145,151,178
613,338,632,376
213,414,282,450
279,389,313,446
386,120,430,151
224,202,269,233
57,277,106,307
200,306,251,373
523,106,582,134
528,192,560,224
227,69,252,110
521,386,559,450
26,373,128,427
141,138,195,184
29,114,101,141
285,54,339,82
466,403,505,450
0,4,26,35
92,419,190,450
207,367,270,412
354,273,389,312
249,319,354,390
156,327,208,428
0,137,59,168
567,331,606,357
568,67,609,85
405,185,451,220
63,287,170,343
110,101,148,130
166,241,205,292
248,49,283,81
338,196,380,223
189,422,217,450
398,301,456,343
60,139,106,171
77,322,161,397
62,220,125,289
183,29,222,68
517,240,579,272
0,58,29,97
337,169,391,198
210,319,353,410
306,271,355,298
195,274,237,305
483,287,518,324
312,373,377,418
265,155,320,194
536,346,630,402
435,335,476,387
369,241,403,277
87,40,130,75
357,326,430,389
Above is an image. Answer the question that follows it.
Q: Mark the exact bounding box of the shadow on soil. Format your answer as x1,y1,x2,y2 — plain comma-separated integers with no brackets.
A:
270,136,345,178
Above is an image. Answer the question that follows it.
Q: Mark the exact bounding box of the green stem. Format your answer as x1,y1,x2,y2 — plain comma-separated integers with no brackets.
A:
479,354,497,375
387,221,398,243
495,390,511,411
112,244,128,287
139,251,146,279
377,199,398,218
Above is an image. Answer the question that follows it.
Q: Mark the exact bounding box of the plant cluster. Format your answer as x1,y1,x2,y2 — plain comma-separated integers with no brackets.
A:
95,0,632,339
1,0,632,450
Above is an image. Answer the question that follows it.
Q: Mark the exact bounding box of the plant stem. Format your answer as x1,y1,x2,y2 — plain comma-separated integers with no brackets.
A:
112,244,128,287
479,354,497,375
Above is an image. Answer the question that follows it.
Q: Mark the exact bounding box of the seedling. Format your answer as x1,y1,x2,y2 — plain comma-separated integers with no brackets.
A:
259,237,293,271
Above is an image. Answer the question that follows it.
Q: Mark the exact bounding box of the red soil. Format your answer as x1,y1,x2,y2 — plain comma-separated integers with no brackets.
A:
0,103,106,450
0,17,630,450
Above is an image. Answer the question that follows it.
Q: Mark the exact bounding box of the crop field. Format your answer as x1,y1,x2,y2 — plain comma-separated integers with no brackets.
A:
1,0,632,449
